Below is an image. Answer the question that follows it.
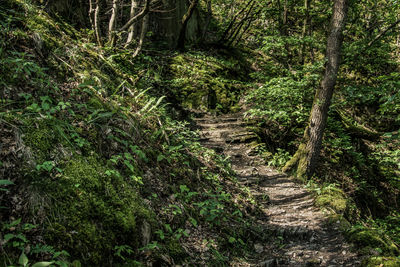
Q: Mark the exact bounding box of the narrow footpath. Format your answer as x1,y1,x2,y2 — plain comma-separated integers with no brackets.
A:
194,112,361,266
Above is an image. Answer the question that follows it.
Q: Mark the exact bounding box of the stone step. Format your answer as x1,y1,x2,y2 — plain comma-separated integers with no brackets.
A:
199,128,249,138
200,143,225,153
265,225,317,241
194,116,240,124
229,132,258,143
196,121,248,129
199,132,257,144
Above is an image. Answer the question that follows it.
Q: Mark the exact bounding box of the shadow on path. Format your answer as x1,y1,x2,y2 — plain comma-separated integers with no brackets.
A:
195,112,361,266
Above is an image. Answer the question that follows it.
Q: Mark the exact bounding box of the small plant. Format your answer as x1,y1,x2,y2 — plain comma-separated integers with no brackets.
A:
0,178,13,190
113,245,133,261
268,148,291,169
2,219,71,267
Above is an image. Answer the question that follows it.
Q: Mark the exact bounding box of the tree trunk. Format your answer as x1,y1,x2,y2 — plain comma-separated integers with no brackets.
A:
283,0,349,180
300,0,311,65
120,0,150,32
234,8,261,46
133,13,149,57
177,0,199,51
219,0,254,44
226,0,256,46
126,0,139,46
108,0,119,47
89,0,94,32
200,0,212,42
281,0,288,35
94,0,102,46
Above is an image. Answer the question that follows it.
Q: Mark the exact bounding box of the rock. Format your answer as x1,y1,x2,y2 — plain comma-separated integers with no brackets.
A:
306,258,322,266
141,220,151,246
258,259,277,267
254,243,264,253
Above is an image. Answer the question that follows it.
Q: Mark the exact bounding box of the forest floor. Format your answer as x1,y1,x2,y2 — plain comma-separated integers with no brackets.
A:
195,111,362,266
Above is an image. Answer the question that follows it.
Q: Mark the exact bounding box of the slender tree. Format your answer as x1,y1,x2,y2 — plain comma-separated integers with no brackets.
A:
108,0,119,47
133,13,149,57
283,0,349,179
93,0,102,46
120,0,150,32
300,0,311,65
126,0,140,46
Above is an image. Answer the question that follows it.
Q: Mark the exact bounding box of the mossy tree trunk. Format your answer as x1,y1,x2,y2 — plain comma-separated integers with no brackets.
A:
177,0,199,51
283,0,349,180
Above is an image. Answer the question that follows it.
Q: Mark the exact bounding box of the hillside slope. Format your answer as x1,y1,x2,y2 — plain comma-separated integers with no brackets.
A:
0,1,263,265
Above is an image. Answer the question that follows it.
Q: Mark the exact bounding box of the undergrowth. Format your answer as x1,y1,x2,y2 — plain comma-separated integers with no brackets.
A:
0,1,266,265
244,28,400,262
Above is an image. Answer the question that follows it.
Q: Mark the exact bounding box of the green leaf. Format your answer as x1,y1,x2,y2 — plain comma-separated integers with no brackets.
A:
32,262,54,267
228,237,236,243
157,154,165,162
4,233,14,241
180,185,189,193
19,252,28,266
0,179,13,185
189,217,197,227
164,224,172,233
71,260,82,267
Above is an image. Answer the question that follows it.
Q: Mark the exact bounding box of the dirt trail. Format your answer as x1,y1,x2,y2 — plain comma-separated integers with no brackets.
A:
194,112,361,266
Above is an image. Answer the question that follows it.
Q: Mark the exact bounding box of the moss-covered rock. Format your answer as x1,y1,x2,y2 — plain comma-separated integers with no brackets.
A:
362,256,400,267
315,186,348,214
34,155,155,265
348,228,399,256
326,214,352,232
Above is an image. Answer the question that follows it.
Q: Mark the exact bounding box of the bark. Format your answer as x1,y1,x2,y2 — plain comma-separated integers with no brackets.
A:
283,0,349,180
89,0,94,31
233,8,261,46
120,0,150,32
126,0,140,46
108,0,119,47
133,13,149,57
225,0,256,46
281,0,288,35
300,0,311,65
177,0,199,51
94,0,102,46
200,0,212,42
219,0,254,43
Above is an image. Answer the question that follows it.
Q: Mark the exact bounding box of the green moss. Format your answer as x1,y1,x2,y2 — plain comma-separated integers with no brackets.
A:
315,187,347,214
348,228,399,256
326,214,351,231
362,256,400,267
37,155,154,265
168,53,245,113
23,119,56,162
166,238,187,260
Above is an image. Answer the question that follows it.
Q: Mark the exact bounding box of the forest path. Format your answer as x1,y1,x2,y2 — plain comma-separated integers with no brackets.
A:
194,112,360,266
